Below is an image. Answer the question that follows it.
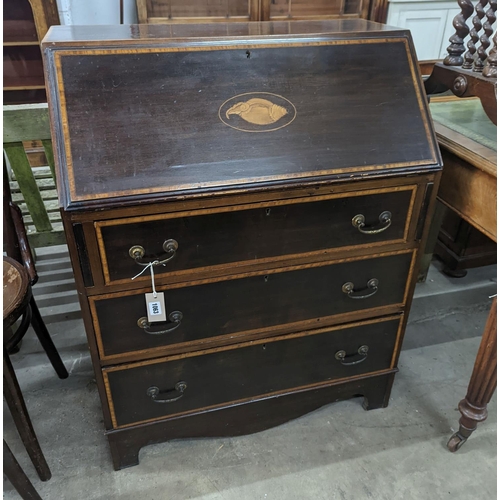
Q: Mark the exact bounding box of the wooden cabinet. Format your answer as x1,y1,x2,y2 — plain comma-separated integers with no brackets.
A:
436,207,496,274
43,20,441,470
264,0,377,20
3,0,59,104
137,0,388,23
386,0,458,60
137,0,261,22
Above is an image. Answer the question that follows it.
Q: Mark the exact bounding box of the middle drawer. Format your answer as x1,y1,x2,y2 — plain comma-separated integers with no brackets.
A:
91,251,414,360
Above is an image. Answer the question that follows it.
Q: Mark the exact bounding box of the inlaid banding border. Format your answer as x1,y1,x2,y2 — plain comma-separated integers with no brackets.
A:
95,184,418,286
52,37,439,204
90,248,416,362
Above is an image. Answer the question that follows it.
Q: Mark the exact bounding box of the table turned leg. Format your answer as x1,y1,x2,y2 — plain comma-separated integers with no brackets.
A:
448,297,497,451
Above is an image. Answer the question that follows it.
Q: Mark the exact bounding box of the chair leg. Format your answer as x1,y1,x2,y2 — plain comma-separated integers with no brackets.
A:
29,297,68,379
6,326,22,354
3,347,52,482
4,440,43,500
5,307,32,353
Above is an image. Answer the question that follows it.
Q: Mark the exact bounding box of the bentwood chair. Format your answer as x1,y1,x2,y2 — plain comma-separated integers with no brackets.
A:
3,161,68,485
3,440,43,500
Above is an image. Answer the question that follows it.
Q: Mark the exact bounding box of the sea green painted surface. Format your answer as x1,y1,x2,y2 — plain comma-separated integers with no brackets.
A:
3,104,61,248
28,230,66,248
42,140,57,182
3,103,51,142
4,142,53,233
430,99,497,151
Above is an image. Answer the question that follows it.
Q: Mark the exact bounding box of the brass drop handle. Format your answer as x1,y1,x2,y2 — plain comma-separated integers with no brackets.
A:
147,381,187,403
352,211,392,234
129,239,178,267
137,311,183,335
335,345,369,366
342,279,378,299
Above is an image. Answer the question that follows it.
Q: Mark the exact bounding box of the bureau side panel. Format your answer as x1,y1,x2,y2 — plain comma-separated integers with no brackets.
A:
60,212,113,428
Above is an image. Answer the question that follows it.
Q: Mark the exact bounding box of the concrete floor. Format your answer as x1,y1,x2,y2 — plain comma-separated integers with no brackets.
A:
3,246,497,500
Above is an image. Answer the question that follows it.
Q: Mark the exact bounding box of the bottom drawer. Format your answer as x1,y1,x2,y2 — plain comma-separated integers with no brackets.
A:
104,316,402,428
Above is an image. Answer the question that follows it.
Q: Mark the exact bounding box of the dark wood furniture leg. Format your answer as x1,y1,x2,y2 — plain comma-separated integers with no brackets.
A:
3,347,52,481
29,297,68,379
418,200,446,282
3,440,43,500
107,373,396,470
448,297,497,451
435,208,496,277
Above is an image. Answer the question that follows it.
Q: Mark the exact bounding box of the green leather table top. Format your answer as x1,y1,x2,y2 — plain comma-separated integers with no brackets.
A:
430,98,497,151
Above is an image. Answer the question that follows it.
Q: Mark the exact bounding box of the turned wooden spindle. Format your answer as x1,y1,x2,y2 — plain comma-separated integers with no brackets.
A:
475,0,497,70
483,32,497,76
445,0,475,65
463,0,488,68
447,297,497,451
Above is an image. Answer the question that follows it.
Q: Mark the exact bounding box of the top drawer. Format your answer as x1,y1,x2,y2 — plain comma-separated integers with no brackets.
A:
96,186,417,285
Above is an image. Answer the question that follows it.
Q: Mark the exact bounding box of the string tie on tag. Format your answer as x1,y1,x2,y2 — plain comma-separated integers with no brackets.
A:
131,261,158,298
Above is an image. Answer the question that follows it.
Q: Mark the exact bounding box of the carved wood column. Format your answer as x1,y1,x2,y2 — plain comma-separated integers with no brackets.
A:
463,0,488,68
483,32,498,76
445,0,475,65
448,297,497,451
475,0,497,71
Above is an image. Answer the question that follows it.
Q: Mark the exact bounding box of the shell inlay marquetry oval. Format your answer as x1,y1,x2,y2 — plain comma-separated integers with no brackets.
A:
219,92,297,132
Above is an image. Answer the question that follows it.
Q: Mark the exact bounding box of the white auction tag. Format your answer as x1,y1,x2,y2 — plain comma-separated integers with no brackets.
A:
145,292,167,323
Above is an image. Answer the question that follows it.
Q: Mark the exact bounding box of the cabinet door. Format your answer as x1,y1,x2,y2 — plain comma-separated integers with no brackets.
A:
397,9,449,60
138,0,383,23
263,0,370,20
136,0,260,23
386,1,461,61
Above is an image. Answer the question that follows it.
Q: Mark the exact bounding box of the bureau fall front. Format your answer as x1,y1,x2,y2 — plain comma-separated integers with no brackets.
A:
42,19,442,469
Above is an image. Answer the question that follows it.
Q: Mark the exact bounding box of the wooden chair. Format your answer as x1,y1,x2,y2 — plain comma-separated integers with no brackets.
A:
4,440,43,500
424,0,497,452
425,0,497,123
3,103,66,249
3,161,68,482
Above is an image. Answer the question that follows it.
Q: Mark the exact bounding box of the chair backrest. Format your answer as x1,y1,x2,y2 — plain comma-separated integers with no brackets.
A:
3,103,66,249
444,0,497,77
425,2,497,125
3,159,37,285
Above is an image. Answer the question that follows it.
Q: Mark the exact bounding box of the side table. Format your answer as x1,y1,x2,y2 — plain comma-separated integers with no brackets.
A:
424,98,497,451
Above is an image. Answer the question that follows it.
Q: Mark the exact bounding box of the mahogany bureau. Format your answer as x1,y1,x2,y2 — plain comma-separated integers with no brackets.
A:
42,20,442,470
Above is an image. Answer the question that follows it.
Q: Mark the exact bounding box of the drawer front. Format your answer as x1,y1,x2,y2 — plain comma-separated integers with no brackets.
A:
92,251,413,358
104,317,401,428
96,188,416,284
